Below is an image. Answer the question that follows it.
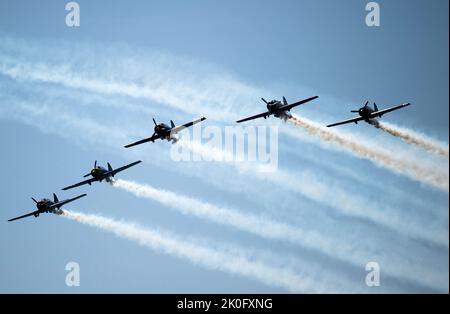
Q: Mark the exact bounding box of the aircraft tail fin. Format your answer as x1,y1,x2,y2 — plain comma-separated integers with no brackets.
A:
283,96,288,106
53,193,59,203
170,120,175,128
374,103,379,111
107,162,113,172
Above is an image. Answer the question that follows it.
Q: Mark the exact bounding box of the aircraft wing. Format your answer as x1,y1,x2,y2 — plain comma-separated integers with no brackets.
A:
50,193,87,209
236,112,269,123
171,117,207,134
62,176,99,190
278,96,319,111
326,116,365,127
106,160,142,177
124,134,161,148
369,103,411,118
8,210,39,222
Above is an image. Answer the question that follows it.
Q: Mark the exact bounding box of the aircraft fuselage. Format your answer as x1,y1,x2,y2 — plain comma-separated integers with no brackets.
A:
356,105,377,124
358,105,374,118
34,199,59,217
267,101,292,121
154,123,178,142
90,166,113,183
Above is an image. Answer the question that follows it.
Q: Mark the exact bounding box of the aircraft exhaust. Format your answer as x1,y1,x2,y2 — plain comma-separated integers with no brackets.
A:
287,116,449,192
61,209,317,293
111,178,367,264
374,121,449,158
110,178,449,286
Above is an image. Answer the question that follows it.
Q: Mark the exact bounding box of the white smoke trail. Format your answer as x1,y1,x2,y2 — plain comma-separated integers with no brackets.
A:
1,82,447,291
4,80,447,246
0,52,253,122
61,210,325,292
176,138,449,248
1,41,448,187
2,55,448,192
111,179,447,289
112,179,361,260
375,121,449,157
1,91,447,250
0,40,446,290
288,116,449,192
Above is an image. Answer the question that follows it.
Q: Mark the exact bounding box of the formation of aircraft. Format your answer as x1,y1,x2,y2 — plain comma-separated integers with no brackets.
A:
236,96,319,123
9,116,206,222
8,193,86,222
326,101,411,128
62,160,142,191
124,117,206,147
9,100,411,222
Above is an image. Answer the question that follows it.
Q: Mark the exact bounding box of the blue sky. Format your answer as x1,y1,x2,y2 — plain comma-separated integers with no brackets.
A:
0,0,448,293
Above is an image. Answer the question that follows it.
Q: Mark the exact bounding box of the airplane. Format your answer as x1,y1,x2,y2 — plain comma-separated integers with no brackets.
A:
236,96,319,123
124,117,207,148
8,193,86,222
326,101,411,128
62,160,142,191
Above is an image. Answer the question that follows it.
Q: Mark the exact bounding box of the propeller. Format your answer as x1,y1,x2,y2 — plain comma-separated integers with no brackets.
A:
351,101,369,113
83,160,97,177
153,118,157,126
31,197,38,203
261,98,268,105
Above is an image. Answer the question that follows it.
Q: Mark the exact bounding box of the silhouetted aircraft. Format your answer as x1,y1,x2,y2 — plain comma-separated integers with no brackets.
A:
236,96,319,123
124,117,206,147
62,160,141,190
326,101,411,128
8,193,86,222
